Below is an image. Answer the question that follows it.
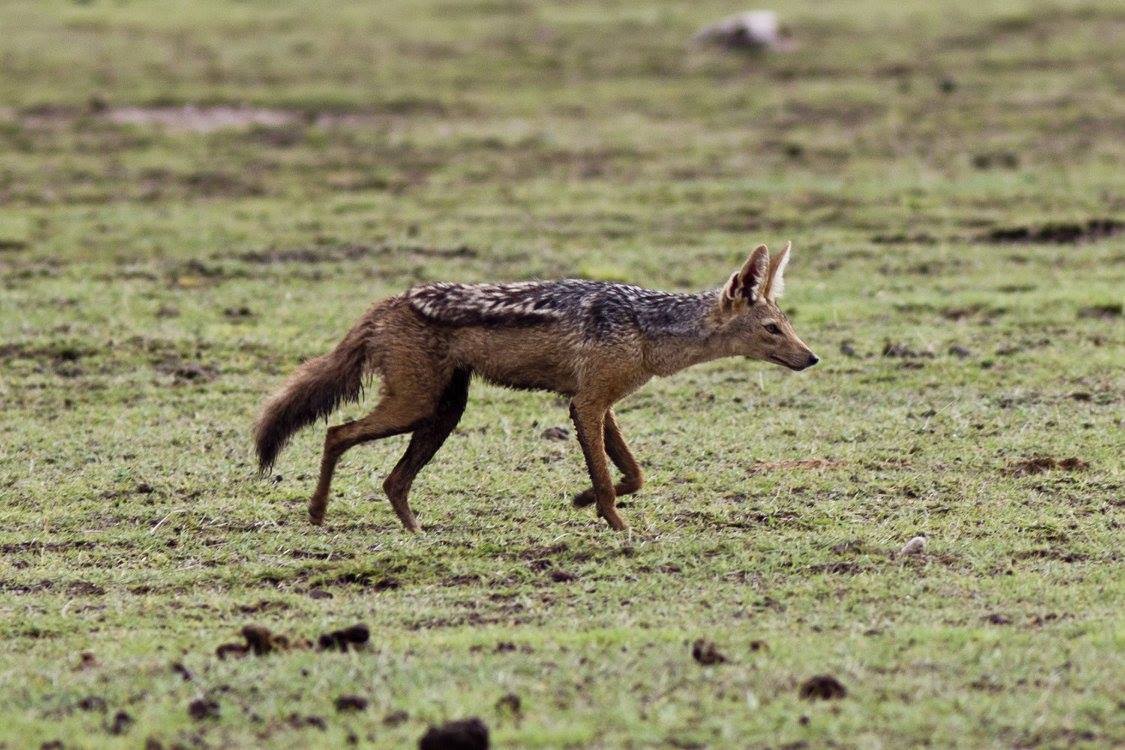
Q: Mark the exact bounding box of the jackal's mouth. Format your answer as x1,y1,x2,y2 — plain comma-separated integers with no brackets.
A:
766,354,796,368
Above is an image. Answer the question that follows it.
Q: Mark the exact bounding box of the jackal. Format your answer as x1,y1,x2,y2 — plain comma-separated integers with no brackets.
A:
254,242,818,532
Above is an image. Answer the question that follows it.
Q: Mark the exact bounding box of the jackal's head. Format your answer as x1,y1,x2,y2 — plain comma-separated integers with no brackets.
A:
715,242,819,371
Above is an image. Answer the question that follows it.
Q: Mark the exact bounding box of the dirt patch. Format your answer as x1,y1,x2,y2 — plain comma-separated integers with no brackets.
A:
980,219,1122,244
419,717,490,750
870,232,937,245
106,105,299,132
67,581,106,596
1006,456,1089,476
1077,303,1121,320
154,358,219,384
798,674,847,700
691,639,727,665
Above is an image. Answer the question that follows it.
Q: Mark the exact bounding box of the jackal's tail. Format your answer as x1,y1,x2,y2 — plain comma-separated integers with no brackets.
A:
254,323,372,473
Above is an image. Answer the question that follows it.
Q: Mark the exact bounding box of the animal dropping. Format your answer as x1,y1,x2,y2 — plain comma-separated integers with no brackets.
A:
254,241,818,532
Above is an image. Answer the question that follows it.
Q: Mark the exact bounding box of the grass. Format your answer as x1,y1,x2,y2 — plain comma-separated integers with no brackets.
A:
0,0,1122,747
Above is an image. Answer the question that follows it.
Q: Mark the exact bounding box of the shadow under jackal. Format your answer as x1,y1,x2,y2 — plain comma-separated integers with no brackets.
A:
254,242,818,532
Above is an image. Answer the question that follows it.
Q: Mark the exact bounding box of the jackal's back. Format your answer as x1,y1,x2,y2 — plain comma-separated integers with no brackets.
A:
406,279,714,341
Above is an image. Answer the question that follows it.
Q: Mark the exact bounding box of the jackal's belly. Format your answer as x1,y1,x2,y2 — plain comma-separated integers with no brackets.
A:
448,327,580,395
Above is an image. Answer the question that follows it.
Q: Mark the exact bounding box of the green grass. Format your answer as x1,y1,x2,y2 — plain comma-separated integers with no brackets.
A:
1,0,1123,747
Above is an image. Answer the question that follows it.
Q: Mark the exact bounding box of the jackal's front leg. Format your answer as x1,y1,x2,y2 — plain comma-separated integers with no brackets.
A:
573,408,644,508
569,401,628,531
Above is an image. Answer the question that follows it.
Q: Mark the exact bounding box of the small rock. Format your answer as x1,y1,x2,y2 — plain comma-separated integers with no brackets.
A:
540,426,570,441
419,717,490,750
899,535,927,556
693,11,794,52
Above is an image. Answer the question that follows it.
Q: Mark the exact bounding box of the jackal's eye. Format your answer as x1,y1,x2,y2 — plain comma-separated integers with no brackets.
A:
764,323,783,336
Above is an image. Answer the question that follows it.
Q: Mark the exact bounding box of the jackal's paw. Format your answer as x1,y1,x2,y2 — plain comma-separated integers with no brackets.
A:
572,489,596,508
308,511,325,526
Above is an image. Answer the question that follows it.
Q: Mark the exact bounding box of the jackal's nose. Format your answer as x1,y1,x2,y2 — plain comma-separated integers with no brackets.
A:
797,353,819,370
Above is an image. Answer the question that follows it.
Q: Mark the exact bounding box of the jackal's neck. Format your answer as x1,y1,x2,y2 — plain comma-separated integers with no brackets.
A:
639,290,730,375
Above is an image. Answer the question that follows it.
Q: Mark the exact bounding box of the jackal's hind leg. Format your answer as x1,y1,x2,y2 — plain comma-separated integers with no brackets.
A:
307,390,438,526
382,369,470,532
573,408,644,508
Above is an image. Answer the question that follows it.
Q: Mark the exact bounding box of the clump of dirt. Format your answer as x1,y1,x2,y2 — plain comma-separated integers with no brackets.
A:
419,717,490,750
188,698,219,721
75,651,98,671
335,695,369,712
540,426,570,440
980,219,1122,245
106,710,133,735
287,714,327,730
548,569,576,583
749,639,768,652
971,151,1019,170
1006,456,1089,476
948,345,972,359
882,340,935,359
1077,303,1121,320
318,623,370,652
495,693,522,716
983,613,1011,625
155,358,219,384
77,696,106,712
384,710,410,726
170,661,193,681
215,624,304,658
798,674,847,700
691,639,727,665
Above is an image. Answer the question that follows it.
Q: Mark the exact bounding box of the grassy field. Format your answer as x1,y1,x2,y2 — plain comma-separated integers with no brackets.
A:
1,0,1123,747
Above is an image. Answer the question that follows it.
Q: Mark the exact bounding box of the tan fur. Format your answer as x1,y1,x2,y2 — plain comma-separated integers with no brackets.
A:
254,242,818,532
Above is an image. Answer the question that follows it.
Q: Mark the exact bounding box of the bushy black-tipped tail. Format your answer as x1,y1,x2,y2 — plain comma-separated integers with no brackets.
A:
254,326,370,473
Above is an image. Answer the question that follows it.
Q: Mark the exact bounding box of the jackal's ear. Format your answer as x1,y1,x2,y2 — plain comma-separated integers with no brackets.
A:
763,240,791,300
721,244,769,311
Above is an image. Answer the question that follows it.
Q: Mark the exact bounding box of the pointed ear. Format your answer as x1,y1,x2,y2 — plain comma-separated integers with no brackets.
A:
763,240,791,300
721,244,770,311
